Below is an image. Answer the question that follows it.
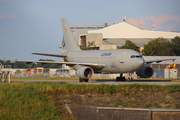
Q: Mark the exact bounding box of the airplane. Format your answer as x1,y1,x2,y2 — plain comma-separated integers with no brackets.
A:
11,18,176,82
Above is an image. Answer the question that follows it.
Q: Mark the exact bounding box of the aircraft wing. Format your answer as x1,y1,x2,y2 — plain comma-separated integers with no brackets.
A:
32,53,67,58
10,60,107,69
144,58,176,64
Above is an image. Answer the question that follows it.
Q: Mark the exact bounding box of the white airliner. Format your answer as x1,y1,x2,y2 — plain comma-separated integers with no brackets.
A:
12,18,175,82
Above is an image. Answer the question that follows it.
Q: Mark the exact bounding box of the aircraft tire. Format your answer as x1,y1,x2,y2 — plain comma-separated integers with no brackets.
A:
122,77,125,81
79,78,89,82
116,77,120,82
79,78,84,82
116,77,125,82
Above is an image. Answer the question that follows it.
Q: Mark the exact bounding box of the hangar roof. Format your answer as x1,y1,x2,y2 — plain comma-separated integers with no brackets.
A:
88,22,180,39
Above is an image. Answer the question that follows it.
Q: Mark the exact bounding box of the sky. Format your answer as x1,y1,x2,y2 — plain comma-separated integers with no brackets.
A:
0,0,180,62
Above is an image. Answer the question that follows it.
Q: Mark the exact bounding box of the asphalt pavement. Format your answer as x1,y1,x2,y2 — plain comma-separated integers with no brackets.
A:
10,79,180,85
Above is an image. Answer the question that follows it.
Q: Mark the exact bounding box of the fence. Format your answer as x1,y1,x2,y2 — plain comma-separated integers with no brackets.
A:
9,69,180,79
67,104,180,120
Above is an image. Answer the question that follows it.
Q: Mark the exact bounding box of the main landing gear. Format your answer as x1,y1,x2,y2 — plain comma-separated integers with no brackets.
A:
79,78,89,82
116,74,125,82
116,74,133,82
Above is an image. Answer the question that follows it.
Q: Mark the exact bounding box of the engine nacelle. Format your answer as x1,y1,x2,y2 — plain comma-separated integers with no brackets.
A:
136,65,154,78
76,66,94,79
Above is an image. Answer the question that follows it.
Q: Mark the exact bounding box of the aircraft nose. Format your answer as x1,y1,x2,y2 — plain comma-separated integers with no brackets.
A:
138,58,144,67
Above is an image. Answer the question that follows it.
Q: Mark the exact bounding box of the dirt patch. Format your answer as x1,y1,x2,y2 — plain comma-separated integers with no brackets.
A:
52,92,180,109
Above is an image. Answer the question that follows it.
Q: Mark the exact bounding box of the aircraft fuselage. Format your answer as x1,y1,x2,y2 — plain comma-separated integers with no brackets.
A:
66,49,144,73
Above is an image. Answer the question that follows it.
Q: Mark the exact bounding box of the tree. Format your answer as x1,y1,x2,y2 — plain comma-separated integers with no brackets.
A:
80,41,96,50
13,60,28,68
119,40,138,52
15,70,22,74
141,38,174,56
37,59,60,68
171,36,180,56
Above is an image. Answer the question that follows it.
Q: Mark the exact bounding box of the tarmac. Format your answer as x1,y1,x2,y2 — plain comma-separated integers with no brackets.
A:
10,79,180,85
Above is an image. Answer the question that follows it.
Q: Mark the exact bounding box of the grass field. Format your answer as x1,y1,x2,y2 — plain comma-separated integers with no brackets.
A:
0,82,73,120
0,82,180,119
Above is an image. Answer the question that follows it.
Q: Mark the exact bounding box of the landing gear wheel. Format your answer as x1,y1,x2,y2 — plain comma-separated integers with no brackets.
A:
79,78,89,82
116,77,120,82
116,75,125,82
85,79,89,82
79,78,84,82
130,78,133,82
128,77,133,82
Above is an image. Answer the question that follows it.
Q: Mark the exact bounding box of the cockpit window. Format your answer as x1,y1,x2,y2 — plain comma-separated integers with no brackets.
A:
131,55,135,58
130,55,142,58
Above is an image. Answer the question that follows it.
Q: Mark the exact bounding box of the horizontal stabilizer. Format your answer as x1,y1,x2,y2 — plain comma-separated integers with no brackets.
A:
32,53,67,58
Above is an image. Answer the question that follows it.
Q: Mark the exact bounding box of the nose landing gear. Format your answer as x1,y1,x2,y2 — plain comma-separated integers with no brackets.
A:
128,72,133,82
116,73,133,82
127,77,133,82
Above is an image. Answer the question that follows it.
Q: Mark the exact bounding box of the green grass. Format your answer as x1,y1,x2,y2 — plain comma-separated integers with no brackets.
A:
87,95,92,98
44,83,180,94
121,92,129,96
0,82,180,119
168,89,176,94
0,82,72,120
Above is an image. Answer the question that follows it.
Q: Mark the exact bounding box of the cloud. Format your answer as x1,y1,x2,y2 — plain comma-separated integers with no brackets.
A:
0,14,22,20
145,14,180,23
127,14,180,31
8,14,22,19
128,17,146,28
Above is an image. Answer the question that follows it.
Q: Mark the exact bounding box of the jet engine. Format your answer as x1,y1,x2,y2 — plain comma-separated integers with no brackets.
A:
136,65,153,78
76,66,94,79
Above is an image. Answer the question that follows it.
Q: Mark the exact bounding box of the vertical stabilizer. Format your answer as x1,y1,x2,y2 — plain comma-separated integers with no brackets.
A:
61,18,81,51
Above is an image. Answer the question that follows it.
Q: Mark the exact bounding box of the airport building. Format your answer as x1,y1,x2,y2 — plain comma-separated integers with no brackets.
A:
68,18,180,51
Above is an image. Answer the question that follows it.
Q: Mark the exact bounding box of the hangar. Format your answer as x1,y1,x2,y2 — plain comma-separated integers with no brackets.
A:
68,18,180,51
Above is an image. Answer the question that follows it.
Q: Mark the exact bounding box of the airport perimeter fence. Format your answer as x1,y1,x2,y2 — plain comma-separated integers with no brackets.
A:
12,73,120,79
67,104,180,120
11,70,180,79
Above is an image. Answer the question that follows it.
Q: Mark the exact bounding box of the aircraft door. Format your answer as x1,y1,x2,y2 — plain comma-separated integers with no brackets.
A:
120,52,126,63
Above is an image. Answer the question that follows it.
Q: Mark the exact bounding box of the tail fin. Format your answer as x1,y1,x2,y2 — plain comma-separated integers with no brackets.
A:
61,18,81,52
